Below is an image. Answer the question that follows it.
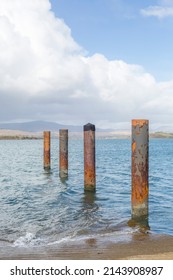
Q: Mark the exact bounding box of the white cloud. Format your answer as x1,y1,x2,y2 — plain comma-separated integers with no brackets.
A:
141,5,173,18
0,0,173,129
141,0,173,18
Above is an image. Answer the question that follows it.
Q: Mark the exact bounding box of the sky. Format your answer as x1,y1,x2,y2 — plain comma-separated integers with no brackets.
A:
1,0,173,130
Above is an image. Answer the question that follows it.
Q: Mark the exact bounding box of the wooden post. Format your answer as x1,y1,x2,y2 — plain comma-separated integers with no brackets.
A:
84,123,96,191
59,129,68,178
131,120,149,219
44,131,51,170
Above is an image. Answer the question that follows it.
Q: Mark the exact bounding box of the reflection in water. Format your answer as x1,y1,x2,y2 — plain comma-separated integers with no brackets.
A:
83,191,97,205
85,238,97,247
128,215,150,235
128,215,150,242
82,191,99,216
43,169,53,176
60,176,68,185
80,191,99,247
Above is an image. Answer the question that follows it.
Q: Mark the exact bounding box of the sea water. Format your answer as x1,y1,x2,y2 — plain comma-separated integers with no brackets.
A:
0,139,173,252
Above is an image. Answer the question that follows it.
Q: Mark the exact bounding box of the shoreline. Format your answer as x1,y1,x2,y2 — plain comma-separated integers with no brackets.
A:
1,129,173,140
1,233,173,260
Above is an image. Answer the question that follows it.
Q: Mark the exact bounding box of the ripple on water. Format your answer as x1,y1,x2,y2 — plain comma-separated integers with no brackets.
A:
0,139,172,251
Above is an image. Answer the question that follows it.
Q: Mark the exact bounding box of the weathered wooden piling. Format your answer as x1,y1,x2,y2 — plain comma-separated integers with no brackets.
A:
59,129,68,178
44,131,51,170
131,119,149,219
84,123,96,191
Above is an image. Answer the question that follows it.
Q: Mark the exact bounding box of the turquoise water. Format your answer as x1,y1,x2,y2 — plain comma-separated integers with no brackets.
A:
0,139,172,250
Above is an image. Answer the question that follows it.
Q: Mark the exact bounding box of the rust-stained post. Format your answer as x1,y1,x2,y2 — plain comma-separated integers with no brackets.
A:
59,129,68,178
84,123,96,191
131,119,149,219
44,131,51,170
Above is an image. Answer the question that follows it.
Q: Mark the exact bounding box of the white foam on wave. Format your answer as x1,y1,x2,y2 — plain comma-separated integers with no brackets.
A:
48,236,73,246
13,232,42,247
48,228,135,247
12,225,141,248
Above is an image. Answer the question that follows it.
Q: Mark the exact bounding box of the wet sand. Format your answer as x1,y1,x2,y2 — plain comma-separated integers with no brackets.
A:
1,233,173,260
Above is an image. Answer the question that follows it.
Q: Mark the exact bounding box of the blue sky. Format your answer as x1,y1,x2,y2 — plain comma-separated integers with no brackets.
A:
50,0,173,81
1,0,173,130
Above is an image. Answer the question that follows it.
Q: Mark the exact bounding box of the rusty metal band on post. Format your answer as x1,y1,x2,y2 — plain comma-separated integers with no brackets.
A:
131,119,149,219
59,129,68,178
44,131,51,170
84,123,96,191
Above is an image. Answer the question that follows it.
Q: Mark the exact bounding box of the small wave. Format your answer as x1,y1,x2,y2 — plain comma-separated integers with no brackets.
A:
0,238,14,246
48,228,136,247
48,236,74,246
13,232,41,247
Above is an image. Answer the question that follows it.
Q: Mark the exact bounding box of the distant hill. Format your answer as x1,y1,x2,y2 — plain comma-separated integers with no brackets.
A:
1,125,173,140
0,121,112,133
1,121,173,138
150,132,173,138
0,121,81,132
156,125,173,132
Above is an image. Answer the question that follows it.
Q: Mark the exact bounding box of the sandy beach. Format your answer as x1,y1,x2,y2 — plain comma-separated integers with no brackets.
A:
0,233,173,260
